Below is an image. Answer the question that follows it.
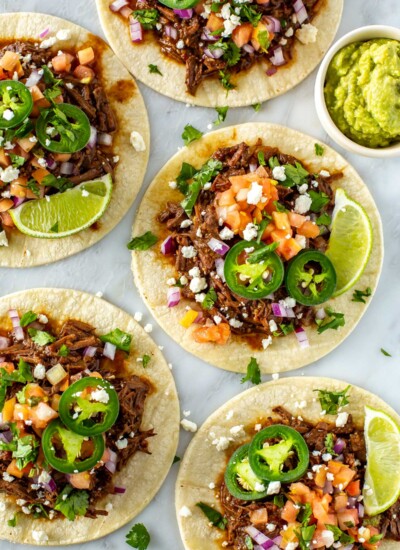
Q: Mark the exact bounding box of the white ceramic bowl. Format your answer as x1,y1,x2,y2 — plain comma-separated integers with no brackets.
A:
315,25,400,158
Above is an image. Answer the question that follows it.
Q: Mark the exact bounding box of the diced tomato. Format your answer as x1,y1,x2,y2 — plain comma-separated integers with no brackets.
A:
53,153,72,162
192,322,231,345
73,65,95,83
0,198,13,212
256,165,268,177
0,148,10,168
232,23,253,47
29,85,44,102
25,384,46,401
51,53,74,73
272,211,290,231
238,210,253,232
69,471,93,489
218,189,236,206
332,465,356,489
314,465,328,488
281,500,299,523
17,135,37,153
334,493,349,512
297,220,320,239
34,97,51,111
32,167,50,184
279,237,303,261
6,459,32,479
60,376,69,392
10,177,28,199
337,508,359,531
0,51,20,71
249,507,269,524
30,402,58,429
288,212,306,228
2,397,16,422
327,460,343,475
253,207,263,224
51,394,61,411
194,1,204,14
271,228,290,242
236,187,249,202
13,403,31,422
256,0,271,4
14,61,24,77
77,47,95,66
206,12,224,32
225,209,241,232
346,480,361,497
289,482,312,504
0,211,14,227
280,522,300,548
362,526,382,550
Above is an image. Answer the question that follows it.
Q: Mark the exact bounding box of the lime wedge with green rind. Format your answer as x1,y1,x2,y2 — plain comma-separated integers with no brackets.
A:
363,406,400,516
325,188,372,297
10,174,112,239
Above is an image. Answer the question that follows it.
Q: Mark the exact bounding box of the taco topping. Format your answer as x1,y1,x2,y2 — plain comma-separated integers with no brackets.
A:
155,140,348,350
0,39,117,242
0,311,154,521
109,0,321,95
215,406,400,549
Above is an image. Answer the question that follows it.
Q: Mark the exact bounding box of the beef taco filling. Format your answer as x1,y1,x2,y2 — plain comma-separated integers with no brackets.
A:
0,309,153,523
155,140,347,350
0,38,117,243
216,404,400,549
109,0,321,95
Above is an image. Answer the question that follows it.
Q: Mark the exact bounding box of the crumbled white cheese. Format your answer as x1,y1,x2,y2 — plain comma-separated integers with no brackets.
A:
180,275,188,285
40,36,57,49
116,438,128,450
246,181,263,205
189,277,207,294
33,363,46,380
2,109,14,121
229,318,243,328
0,502,5,511
32,530,49,543
266,481,281,495
269,319,278,332
176,40,185,49
262,336,272,350
181,245,197,258
319,169,331,178
255,482,266,492
254,423,262,432
298,183,308,194
222,14,241,37
133,311,143,322
130,131,146,152
0,230,8,247
213,315,222,325
183,410,191,417
144,323,153,333
179,506,192,517
168,180,177,189
336,412,349,428
286,543,298,550
295,234,307,249
272,165,286,181
38,470,51,485
272,373,279,380
181,419,197,432
212,435,231,451
3,472,14,482
296,23,318,44
294,194,312,214
266,523,276,532
90,388,110,404
105,502,113,512
209,482,215,489
188,266,201,278
56,28,72,41
219,226,234,240
243,223,258,241
229,425,245,437
180,219,193,228
167,277,176,286
195,293,206,303
0,165,19,183
285,27,294,38
322,453,332,462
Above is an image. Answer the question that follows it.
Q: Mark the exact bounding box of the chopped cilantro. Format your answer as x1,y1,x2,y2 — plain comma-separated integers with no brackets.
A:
27,179,40,197
324,433,336,455
9,153,25,167
126,523,151,549
308,190,330,212
245,535,254,549
211,39,241,66
273,494,284,508
257,151,266,166
269,156,280,170
7,514,18,527
20,311,37,327
214,106,228,126
181,158,222,215
252,103,261,112
182,124,203,146
202,287,217,310
316,307,345,334
316,212,331,226
142,354,151,368
256,215,271,243
241,357,261,385
279,322,294,336
196,502,227,529
0,359,33,385
281,162,309,188
50,221,59,233
314,385,351,415
273,201,288,213
326,524,355,545
42,174,73,193
132,9,159,29
58,344,69,357
28,328,55,346
369,534,384,544
127,231,158,251
296,524,316,550
219,70,235,91
299,503,312,526
148,64,162,75
257,30,270,52
238,3,262,26
176,162,197,195
381,348,392,357
54,485,89,521
100,328,132,352
314,143,324,156
13,435,39,470
352,287,372,304
173,455,181,464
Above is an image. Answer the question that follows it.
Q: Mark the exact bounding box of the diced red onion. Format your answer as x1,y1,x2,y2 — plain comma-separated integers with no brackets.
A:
109,0,129,12
272,536,282,546
265,293,274,300
295,327,309,349
357,502,365,518
60,161,74,175
8,309,20,328
347,496,357,509
114,486,126,494
249,163,257,173
98,133,113,146
129,16,143,43
44,477,57,493
13,327,24,341
208,237,230,256
243,44,255,54
45,157,57,170
28,321,44,330
88,126,97,149
333,438,346,454
270,46,286,66
0,336,10,349
173,8,193,18
0,430,13,443
39,27,50,38
323,479,334,494
266,66,278,76
244,526,274,549
165,25,178,40
200,28,218,42
120,5,133,17
167,287,181,308
194,312,204,324
271,303,295,318
215,258,225,282
103,342,116,360
263,16,281,33
25,69,43,88
84,346,97,358
161,235,175,255
105,448,118,474
293,0,308,24
204,47,224,59
105,460,116,474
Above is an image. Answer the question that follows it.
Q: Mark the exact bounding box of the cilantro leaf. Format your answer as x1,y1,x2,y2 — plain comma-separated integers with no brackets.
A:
42,65,62,87
127,231,158,251
309,190,330,212
245,535,254,549
1,359,34,385
58,344,69,357
326,524,355,545
315,143,324,156
173,455,181,464
202,288,217,310
381,348,392,357
324,433,336,455
238,4,262,26
299,503,312,526
42,174,73,193
196,502,227,529
54,485,89,521
256,215,271,243
219,70,235,91
182,124,203,146
214,106,228,126
273,494,284,508
252,103,261,112
369,534,384,544
14,435,39,470
20,311,38,327
28,328,55,346
9,153,25,167
281,161,309,188
316,212,331,226
142,354,151,368
181,158,222,215
314,385,351,415
148,64,162,75
176,162,197,195
7,514,18,527
296,524,316,550
211,39,241,67
279,322,294,336
50,221,59,233
247,242,279,264
27,179,40,197
257,30,270,52
352,287,372,304
241,357,261,385
257,150,266,166
316,307,345,334
126,523,151,549
273,201,288,213
132,9,159,29
269,156,280,170
100,328,132,352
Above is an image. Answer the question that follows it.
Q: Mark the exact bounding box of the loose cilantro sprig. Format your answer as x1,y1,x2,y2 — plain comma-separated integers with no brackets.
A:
54,485,89,521
315,143,324,156
196,502,227,529
28,328,55,346
381,348,392,357
219,70,235,91
314,385,351,415
326,525,355,545
127,231,158,251
100,328,132,352
352,287,372,304
182,124,203,146
281,162,309,188
316,307,345,334
20,311,38,327
214,106,228,126
148,64,162,76
241,357,261,385
126,523,151,549
309,190,330,212
132,9,159,29
202,288,217,310
141,354,151,368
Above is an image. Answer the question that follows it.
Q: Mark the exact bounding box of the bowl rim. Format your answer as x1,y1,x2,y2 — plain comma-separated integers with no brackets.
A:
314,24,400,158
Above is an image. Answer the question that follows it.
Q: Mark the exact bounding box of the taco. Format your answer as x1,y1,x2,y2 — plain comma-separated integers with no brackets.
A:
176,377,400,550
0,13,149,268
0,288,179,545
96,0,343,107
131,123,382,374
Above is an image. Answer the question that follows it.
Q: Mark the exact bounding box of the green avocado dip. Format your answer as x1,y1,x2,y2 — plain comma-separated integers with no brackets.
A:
324,38,400,148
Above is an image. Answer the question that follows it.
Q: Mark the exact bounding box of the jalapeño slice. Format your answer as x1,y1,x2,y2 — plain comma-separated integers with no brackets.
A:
248,425,309,483
225,443,270,501
285,249,336,306
224,241,284,300
36,103,91,153
0,80,33,129
42,419,105,474
158,0,200,10
59,377,119,436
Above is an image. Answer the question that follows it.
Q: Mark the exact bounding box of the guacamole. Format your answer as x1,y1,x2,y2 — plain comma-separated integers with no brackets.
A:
324,39,400,148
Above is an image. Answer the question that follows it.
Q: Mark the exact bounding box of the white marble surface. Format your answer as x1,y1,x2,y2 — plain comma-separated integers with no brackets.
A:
0,0,399,548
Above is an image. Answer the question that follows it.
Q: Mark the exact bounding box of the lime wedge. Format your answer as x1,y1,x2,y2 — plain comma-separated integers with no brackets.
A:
325,188,372,296
10,175,112,239
363,406,400,516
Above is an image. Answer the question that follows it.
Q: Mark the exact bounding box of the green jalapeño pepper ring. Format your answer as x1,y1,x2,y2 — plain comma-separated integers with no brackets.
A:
224,443,270,501
248,425,309,483
158,0,200,10
285,249,337,306
42,419,105,474
224,241,284,300
0,80,33,129
36,103,91,154
59,377,120,436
